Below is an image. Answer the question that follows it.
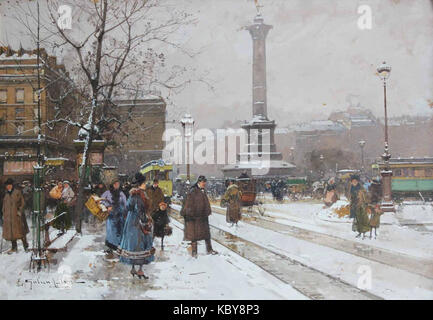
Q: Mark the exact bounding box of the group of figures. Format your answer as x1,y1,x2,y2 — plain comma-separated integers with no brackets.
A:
348,174,383,239
97,174,170,279
1,167,383,281
0,178,78,254
48,180,76,233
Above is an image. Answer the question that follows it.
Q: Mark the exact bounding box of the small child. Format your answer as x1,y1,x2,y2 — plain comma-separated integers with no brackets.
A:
369,204,383,239
151,202,172,250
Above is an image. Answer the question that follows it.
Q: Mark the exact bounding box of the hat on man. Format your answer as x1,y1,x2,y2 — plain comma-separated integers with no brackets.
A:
350,174,360,181
5,178,14,186
134,172,146,185
197,175,207,183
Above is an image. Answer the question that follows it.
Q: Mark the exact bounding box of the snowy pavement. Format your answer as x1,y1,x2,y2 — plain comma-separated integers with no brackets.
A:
255,201,433,260
1,198,432,300
171,202,433,300
0,221,306,300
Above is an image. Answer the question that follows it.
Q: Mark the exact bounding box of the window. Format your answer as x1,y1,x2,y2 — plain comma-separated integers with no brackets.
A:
15,108,25,120
0,89,6,103
414,169,425,177
393,169,402,177
16,88,24,103
425,168,433,177
407,168,414,177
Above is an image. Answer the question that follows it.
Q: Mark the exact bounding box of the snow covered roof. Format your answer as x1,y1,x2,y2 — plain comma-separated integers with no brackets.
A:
293,120,346,132
223,160,295,170
274,128,290,134
0,53,38,60
388,157,433,165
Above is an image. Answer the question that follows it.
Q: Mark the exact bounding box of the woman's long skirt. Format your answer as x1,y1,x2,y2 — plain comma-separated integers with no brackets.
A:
105,207,125,250
119,211,154,266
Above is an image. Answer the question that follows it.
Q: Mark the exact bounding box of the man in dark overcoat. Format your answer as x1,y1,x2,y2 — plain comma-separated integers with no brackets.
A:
146,179,165,215
180,176,217,257
2,178,29,253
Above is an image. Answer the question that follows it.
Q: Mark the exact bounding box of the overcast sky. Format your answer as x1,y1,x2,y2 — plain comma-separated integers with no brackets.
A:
1,0,432,128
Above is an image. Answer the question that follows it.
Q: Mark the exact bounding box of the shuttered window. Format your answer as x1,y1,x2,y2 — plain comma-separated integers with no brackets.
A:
16,88,25,103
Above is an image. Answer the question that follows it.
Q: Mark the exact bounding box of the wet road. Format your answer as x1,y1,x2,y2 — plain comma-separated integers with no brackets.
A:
169,207,380,300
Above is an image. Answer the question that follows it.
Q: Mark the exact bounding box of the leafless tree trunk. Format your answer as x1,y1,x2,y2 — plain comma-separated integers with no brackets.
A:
6,0,207,233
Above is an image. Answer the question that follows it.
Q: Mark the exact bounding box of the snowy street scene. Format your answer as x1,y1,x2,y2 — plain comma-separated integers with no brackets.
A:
0,197,432,300
0,0,432,302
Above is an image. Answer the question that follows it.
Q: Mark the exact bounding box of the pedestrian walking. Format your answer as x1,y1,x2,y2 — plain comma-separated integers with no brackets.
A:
101,179,127,258
118,173,155,279
151,202,171,250
221,179,242,226
146,178,165,215
368,178,383,239
180,175,217,258
348,174,370,239
2,178,29,253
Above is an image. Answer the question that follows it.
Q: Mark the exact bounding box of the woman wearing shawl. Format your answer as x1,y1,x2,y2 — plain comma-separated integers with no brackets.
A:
349,175,370,239
118,173,155,279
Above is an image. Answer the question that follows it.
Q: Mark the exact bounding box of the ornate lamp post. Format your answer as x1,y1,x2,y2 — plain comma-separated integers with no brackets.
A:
377,61,394,212
181,114,194,183
359,140,366,173
30,1,49,271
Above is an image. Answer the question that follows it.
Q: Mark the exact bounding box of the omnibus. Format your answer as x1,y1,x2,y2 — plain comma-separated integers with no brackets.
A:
139,159,173,201
376,157,433,199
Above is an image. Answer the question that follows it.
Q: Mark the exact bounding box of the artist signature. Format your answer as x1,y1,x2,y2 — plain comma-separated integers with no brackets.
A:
16,277,79,290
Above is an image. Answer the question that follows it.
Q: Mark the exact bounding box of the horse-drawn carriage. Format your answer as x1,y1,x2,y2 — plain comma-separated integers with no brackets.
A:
235,177,265,216
286,176,308,200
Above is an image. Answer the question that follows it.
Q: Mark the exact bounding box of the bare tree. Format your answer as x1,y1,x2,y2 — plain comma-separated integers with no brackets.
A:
6,0,204,233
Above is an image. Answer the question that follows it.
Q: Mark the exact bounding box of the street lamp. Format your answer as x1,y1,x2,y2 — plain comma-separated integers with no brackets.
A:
359,140,366,173
377,61,394,212
180,114,194,183
319,154,324,179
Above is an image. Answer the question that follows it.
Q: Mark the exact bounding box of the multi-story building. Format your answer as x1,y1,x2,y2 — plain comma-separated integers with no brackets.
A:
0,46,77,183
286,104,433,177
103,96,167,177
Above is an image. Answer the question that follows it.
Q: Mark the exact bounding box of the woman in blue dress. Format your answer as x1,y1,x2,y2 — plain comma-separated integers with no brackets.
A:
118,173,155,279
101,180,127,258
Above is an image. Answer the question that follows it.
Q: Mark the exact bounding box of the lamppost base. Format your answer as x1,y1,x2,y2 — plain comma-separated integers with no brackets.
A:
380,168,394,213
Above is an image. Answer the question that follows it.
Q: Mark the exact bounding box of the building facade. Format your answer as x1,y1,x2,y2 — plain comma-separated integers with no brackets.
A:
0,46,77,183
103,97,167,177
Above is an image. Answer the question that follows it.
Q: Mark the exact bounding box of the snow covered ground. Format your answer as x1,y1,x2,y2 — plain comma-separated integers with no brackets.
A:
170,198,433,300
257,200,433,260
1,197,432,300
199,210,433,300
0,221,306,300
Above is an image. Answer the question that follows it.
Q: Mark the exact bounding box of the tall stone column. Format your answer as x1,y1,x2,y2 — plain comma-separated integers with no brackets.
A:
246,14,272,120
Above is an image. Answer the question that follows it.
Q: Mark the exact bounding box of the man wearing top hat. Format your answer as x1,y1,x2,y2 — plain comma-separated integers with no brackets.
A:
180,175,217,257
